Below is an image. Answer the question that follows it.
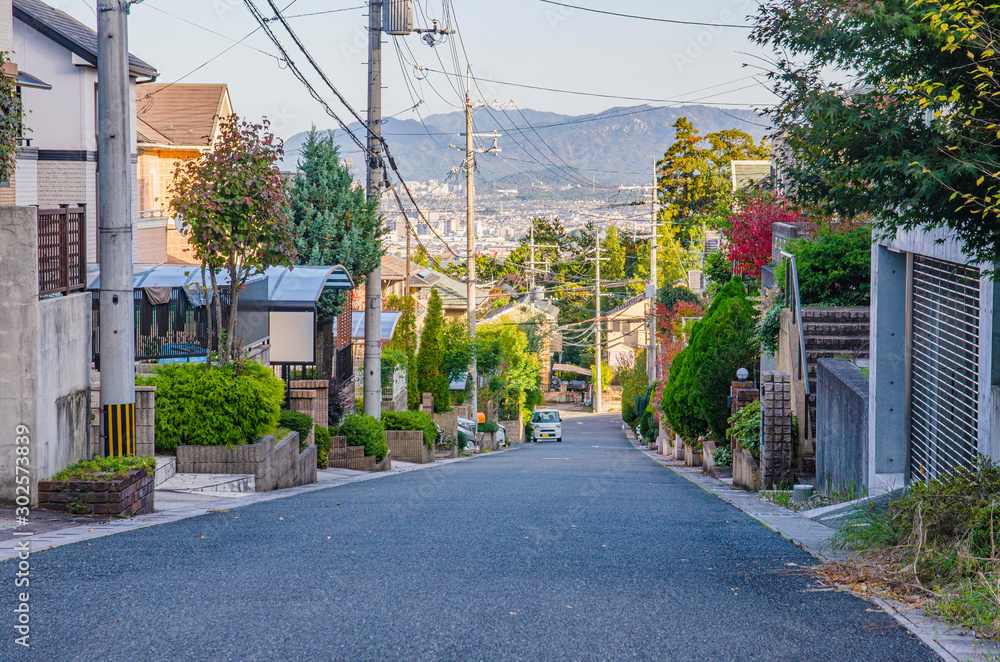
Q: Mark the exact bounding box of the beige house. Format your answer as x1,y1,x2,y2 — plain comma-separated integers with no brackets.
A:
135,83,234,264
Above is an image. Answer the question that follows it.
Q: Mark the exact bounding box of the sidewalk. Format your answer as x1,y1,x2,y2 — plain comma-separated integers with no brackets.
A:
624,432,1000,662
0,448,515,563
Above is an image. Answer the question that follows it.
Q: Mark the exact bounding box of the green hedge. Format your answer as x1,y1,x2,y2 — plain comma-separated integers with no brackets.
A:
51,455,156,481
381,409,437,448
777,226,871,306
340,413,388,462
143,361,284,452
478,420,500,433
314,426,332,469
279,409,313,441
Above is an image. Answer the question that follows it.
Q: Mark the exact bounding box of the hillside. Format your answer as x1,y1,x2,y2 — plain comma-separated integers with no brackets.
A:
279,104,770,190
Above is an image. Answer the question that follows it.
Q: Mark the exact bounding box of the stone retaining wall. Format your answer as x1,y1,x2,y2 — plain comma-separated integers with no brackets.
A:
386,430,434,463
733,448,760,491
176,432,316,492
499,420,523,445
38,467,154,516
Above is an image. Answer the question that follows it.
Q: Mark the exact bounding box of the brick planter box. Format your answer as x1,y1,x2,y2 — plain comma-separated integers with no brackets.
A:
38,468,154,517
386,430,434,463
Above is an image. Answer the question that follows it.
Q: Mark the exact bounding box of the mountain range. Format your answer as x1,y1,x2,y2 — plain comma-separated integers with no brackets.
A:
279,104,770,191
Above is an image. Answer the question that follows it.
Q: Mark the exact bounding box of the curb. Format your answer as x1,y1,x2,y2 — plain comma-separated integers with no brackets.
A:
0,446,517,563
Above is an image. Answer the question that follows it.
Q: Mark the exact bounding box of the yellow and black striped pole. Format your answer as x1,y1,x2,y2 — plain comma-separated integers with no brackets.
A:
103,403,135,457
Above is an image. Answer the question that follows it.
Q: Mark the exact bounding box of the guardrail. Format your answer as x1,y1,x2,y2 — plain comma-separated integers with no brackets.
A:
38,205,87,297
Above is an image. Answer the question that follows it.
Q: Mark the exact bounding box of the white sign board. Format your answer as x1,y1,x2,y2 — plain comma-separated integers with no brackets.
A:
269,311,315,364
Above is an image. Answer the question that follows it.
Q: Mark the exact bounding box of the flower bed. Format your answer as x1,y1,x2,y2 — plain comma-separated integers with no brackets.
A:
38,456,156,516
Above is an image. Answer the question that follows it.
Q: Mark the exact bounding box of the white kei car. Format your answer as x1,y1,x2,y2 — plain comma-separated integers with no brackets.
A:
531,409,563,442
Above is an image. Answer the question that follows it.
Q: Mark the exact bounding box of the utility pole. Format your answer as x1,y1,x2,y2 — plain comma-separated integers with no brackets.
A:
594,231,602,414
405,216,411,296
465,66,478,430
97,0,135,457
363,0,383,418
450,81,500,430
648,160,658,386
529,224,534,292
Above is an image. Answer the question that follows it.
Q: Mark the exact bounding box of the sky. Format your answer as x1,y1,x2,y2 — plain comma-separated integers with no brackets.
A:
55,0,778,141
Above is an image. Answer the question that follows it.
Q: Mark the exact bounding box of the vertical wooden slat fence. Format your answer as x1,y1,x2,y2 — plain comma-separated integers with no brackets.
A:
37,204,87,297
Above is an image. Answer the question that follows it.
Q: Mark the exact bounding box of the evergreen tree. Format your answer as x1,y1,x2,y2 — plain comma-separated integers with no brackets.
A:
385,295,420,409
289,127,387,320
416,289,448,412
604,226,626,283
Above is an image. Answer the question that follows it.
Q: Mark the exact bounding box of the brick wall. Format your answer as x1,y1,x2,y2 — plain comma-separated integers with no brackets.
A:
36,160,98,262
288,379,329,444
386,430,433,463
760,371,793,488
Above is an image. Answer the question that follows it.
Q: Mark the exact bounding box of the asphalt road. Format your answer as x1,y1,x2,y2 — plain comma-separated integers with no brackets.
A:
2,412,936,661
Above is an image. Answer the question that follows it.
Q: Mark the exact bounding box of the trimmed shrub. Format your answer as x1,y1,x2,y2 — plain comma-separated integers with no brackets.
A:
662,347,708,443
457,429,468,450
478,420,500,433
340,413,388,462
314,426,332,469
686,278,758,442
382,409,438,448
639,403,657,444
51,455,156,481
279,409,313,441
776,226,871,306
145,361,284,452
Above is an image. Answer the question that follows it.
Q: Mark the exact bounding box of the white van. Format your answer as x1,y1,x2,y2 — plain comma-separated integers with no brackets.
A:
532,409,563,442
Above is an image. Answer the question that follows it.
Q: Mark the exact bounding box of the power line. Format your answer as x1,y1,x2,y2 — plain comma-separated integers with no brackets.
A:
418,66,767,106
536,0,752,28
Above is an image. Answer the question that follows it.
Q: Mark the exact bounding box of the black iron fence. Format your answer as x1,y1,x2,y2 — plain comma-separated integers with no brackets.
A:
38,205,86,297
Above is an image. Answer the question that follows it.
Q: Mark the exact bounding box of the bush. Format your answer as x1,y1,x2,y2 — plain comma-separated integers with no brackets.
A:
776,226,871,306
757,300,782,357
478,420,500,433
314,426,332,469
381,409,438,448
144,361,284,452
713,444,732,469
686,278,759,442
727,401,761,457
657,284,700,310
279,409,313,441
457,429,468,450
381,347,407,384
51,455,156,481
662,347,708,443
639,403,657,444
340,413,388,462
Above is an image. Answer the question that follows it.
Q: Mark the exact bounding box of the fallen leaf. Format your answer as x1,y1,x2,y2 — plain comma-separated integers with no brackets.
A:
199,536,205,540
279,517,284,520
509,612,517,615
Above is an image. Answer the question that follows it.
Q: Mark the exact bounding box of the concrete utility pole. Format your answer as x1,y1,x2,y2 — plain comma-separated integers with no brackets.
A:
465,66,478,430
529,224,534,292
97,0,135,457
363,0,383,418
594,231,602,414
648,161,658,386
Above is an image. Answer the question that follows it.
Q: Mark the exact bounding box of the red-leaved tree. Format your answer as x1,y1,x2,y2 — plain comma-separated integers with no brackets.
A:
722,191,803,277
170,115,296,365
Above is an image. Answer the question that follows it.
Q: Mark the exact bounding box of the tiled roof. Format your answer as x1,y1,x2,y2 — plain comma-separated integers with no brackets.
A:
13,0,158,78
136,83,230,146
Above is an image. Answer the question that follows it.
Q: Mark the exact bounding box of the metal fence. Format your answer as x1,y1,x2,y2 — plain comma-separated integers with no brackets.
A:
909,255,981,481
38,205,87,297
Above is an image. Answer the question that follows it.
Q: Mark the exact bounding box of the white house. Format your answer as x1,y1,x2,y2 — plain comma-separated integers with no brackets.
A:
3,0,157,262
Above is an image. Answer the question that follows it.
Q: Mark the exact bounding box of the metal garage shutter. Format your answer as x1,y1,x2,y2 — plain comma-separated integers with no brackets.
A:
909,255,981,481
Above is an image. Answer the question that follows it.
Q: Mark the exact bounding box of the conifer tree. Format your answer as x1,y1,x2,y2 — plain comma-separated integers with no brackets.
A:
416,289,448,411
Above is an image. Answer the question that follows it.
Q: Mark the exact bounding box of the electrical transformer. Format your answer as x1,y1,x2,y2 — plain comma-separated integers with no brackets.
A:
383,0,414,35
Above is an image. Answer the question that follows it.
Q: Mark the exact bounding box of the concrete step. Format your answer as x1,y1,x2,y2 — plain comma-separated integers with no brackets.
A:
804,335,870,351
802,322,869,336
800,306,870,322
157,472,256,494
154,456,176,487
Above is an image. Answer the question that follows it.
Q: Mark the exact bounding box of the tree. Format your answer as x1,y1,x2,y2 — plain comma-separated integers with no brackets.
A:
751,0,1000,266
686,278,759,442
290,127,386,319
416,289,448,411
604,225,626,283
414,244,430,268
653,118,768,287
721,191,804,277
385,294,420,409
0,51,22,183
170,115,295,365
477,323,541,420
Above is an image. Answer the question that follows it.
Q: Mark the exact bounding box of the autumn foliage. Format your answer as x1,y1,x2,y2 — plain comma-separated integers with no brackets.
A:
721,191,803,277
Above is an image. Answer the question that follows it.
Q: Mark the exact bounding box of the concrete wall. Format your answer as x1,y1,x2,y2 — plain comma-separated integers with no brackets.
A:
775,309,807,450
816,359,869,495
0,207,91,505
